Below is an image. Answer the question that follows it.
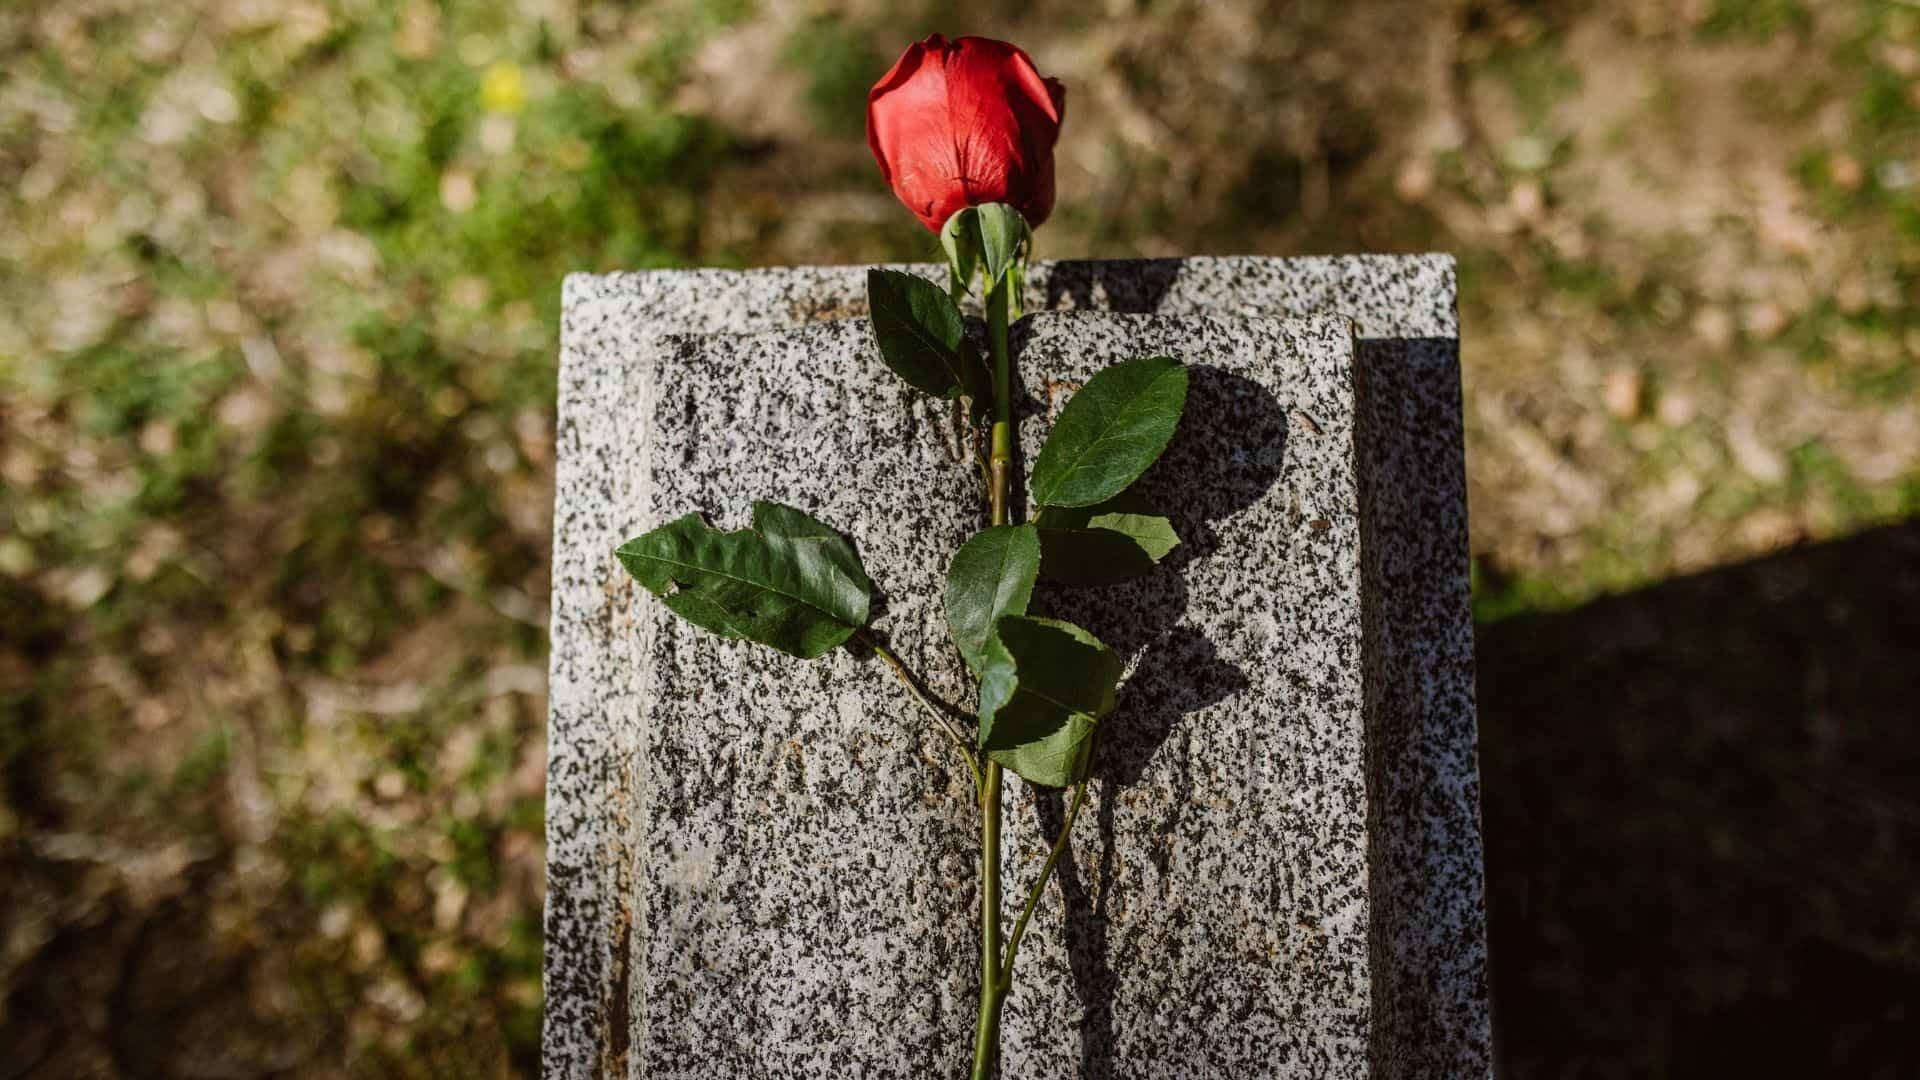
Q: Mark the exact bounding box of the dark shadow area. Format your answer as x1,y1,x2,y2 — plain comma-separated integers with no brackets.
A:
0,854,332,1080
1478,521,1920,1078
1037,259,1184,315
1019,362,1286,1077
1350,335,1490,1075
1035,627,1250,1079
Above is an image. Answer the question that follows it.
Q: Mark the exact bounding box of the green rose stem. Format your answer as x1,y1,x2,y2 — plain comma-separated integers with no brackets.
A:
858,628,982,794
1000,779,1089,978
965,260,1088,1079
972,268,1015,1080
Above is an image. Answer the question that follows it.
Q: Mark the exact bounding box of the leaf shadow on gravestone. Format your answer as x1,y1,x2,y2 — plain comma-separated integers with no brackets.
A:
1020,364,1288,1077
1038,259,1183,315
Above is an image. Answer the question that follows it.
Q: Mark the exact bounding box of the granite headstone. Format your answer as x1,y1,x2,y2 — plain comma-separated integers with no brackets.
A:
546,256,1489,1078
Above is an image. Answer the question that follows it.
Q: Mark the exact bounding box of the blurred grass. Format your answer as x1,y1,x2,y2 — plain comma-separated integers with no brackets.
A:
2,0,1918,1075
2,0,750,1073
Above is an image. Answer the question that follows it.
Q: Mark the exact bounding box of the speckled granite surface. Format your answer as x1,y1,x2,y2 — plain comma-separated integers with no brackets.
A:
1001,315,1369,1078
547,256,1489,1078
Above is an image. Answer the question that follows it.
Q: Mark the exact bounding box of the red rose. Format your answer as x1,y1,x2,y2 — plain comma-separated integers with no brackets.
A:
866,34,1066,233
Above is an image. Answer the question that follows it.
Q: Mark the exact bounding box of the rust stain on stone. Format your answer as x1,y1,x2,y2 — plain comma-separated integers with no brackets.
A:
602,896,634,1076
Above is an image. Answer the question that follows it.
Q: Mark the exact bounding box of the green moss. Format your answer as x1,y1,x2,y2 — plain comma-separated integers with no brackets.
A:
171,725,233,796
784,16,885,138
1786,439,1912,531
286,812,402,906
1695,0,1812,42
1484,33,1581,128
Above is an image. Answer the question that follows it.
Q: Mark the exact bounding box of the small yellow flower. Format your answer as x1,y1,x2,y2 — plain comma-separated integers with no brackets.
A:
480,61,525,115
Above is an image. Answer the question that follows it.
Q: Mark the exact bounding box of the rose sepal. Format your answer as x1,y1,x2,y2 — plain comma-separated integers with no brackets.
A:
940,203,1032,306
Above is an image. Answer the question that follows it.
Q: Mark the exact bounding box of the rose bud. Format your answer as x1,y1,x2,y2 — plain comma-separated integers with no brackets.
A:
866,34,1066,233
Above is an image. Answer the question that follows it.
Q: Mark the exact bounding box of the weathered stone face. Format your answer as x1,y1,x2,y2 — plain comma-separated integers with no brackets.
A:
547,256,1489,1078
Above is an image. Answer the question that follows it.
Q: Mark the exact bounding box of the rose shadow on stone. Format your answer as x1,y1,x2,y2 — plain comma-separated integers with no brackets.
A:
1018,364,1287,1077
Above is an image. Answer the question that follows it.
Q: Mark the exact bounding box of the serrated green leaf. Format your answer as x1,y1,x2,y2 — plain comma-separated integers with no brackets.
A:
1029,356,1189,509
866,268,990,404
977,616,1121,788
1035,491,1181,584
614,501,871,660
943,524,1041,673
